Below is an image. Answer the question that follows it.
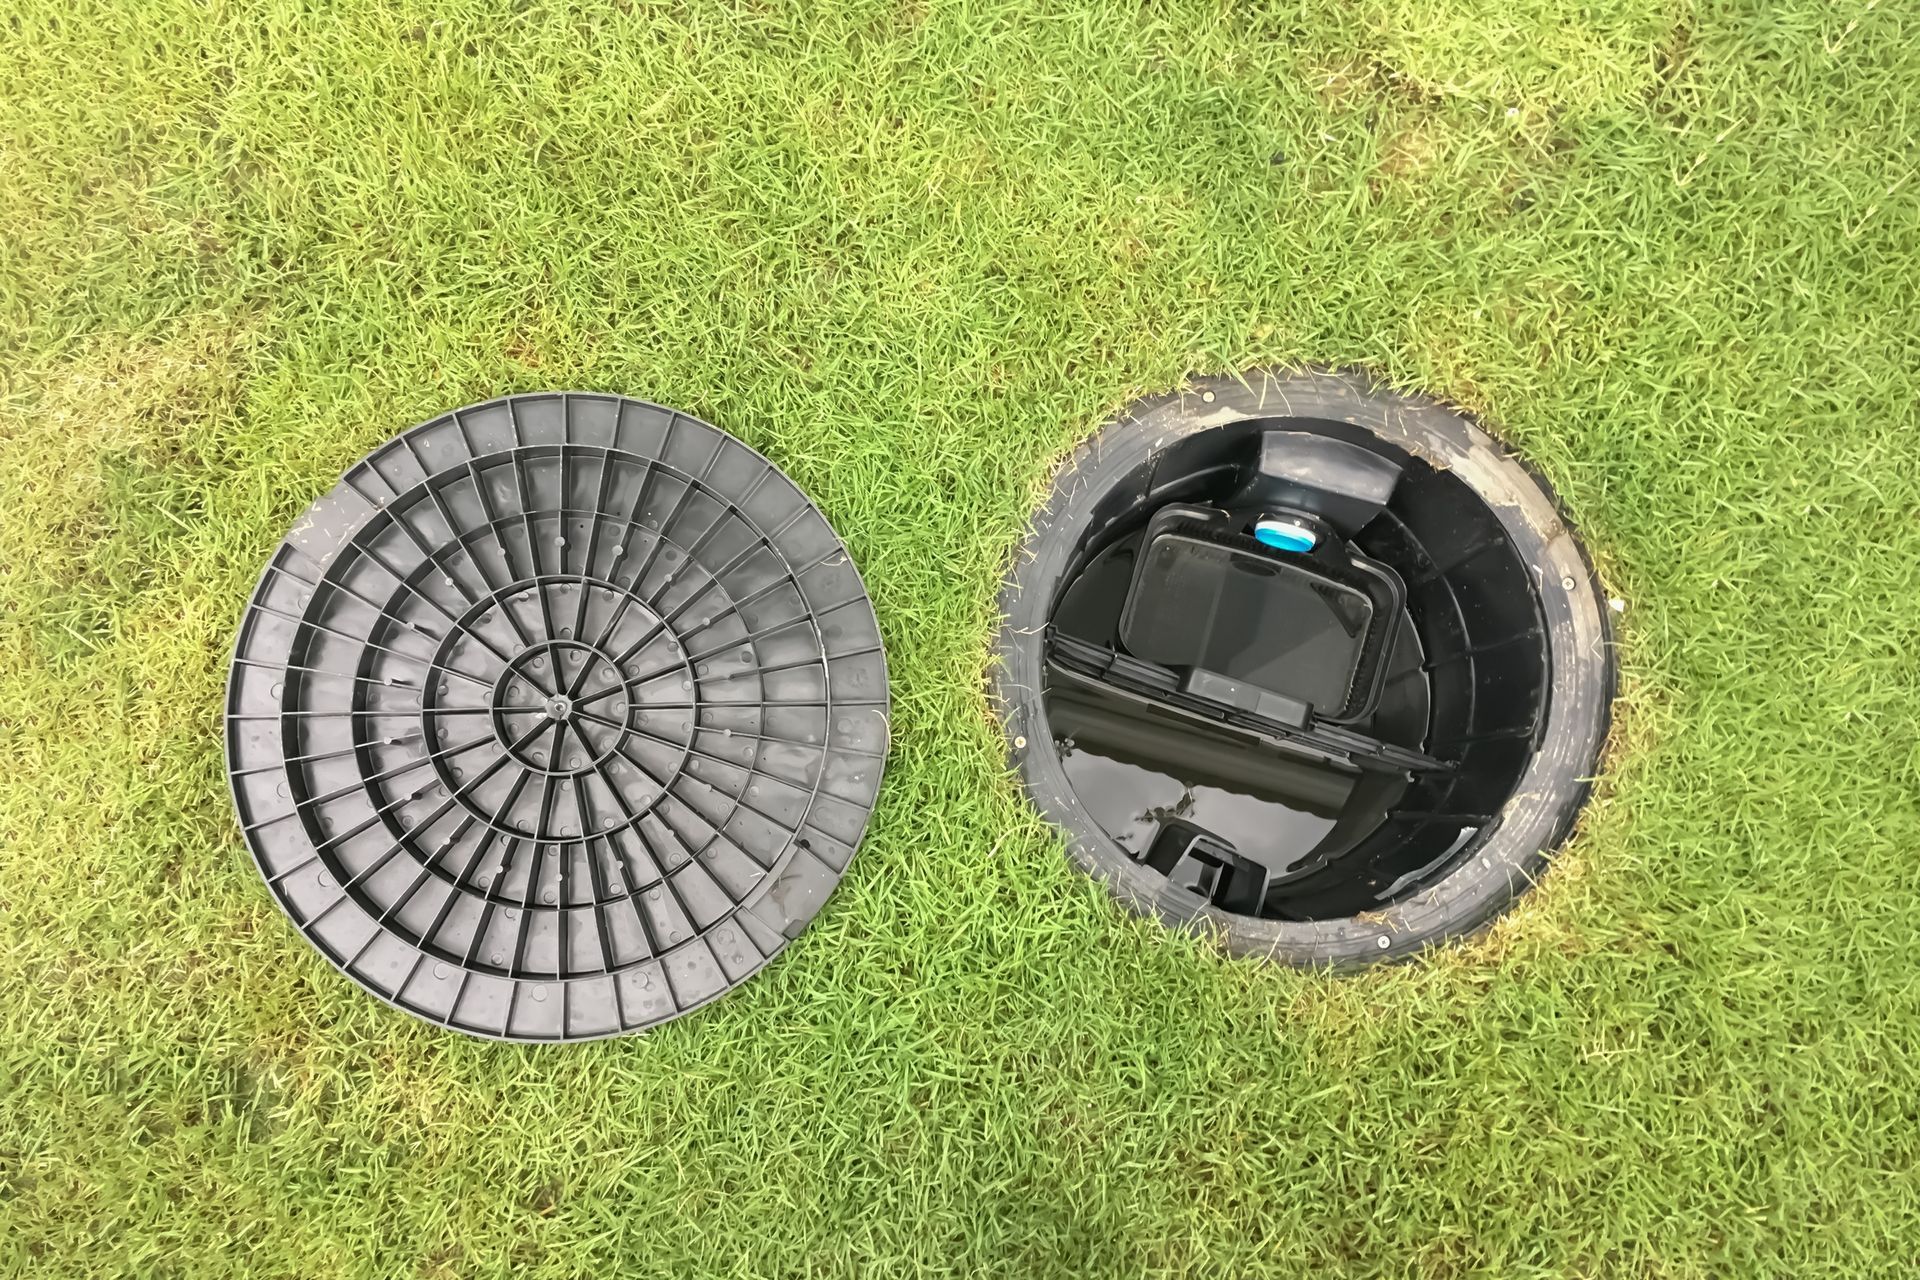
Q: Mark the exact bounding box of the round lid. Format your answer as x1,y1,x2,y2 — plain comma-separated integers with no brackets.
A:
226,393,888,1040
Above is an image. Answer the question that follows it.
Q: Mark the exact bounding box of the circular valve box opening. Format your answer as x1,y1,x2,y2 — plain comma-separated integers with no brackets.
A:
993,370,1614,965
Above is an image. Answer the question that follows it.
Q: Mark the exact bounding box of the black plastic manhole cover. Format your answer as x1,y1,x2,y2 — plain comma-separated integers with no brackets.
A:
226,393,888,1040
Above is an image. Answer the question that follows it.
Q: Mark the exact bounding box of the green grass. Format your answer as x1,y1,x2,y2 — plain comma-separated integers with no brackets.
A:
2,0,1917,1274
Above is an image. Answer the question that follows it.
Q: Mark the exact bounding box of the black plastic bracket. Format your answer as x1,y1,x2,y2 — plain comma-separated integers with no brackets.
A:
1232,430,1405,536
1045,631,1453,776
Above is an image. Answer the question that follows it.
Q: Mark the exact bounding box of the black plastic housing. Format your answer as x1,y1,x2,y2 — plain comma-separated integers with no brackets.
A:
994,370,1614,961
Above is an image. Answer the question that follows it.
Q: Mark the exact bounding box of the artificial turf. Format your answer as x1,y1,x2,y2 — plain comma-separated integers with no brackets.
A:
2,0,1917,1274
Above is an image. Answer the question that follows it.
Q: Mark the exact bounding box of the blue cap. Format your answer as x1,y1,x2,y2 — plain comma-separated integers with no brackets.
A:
1253,516,1319,553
